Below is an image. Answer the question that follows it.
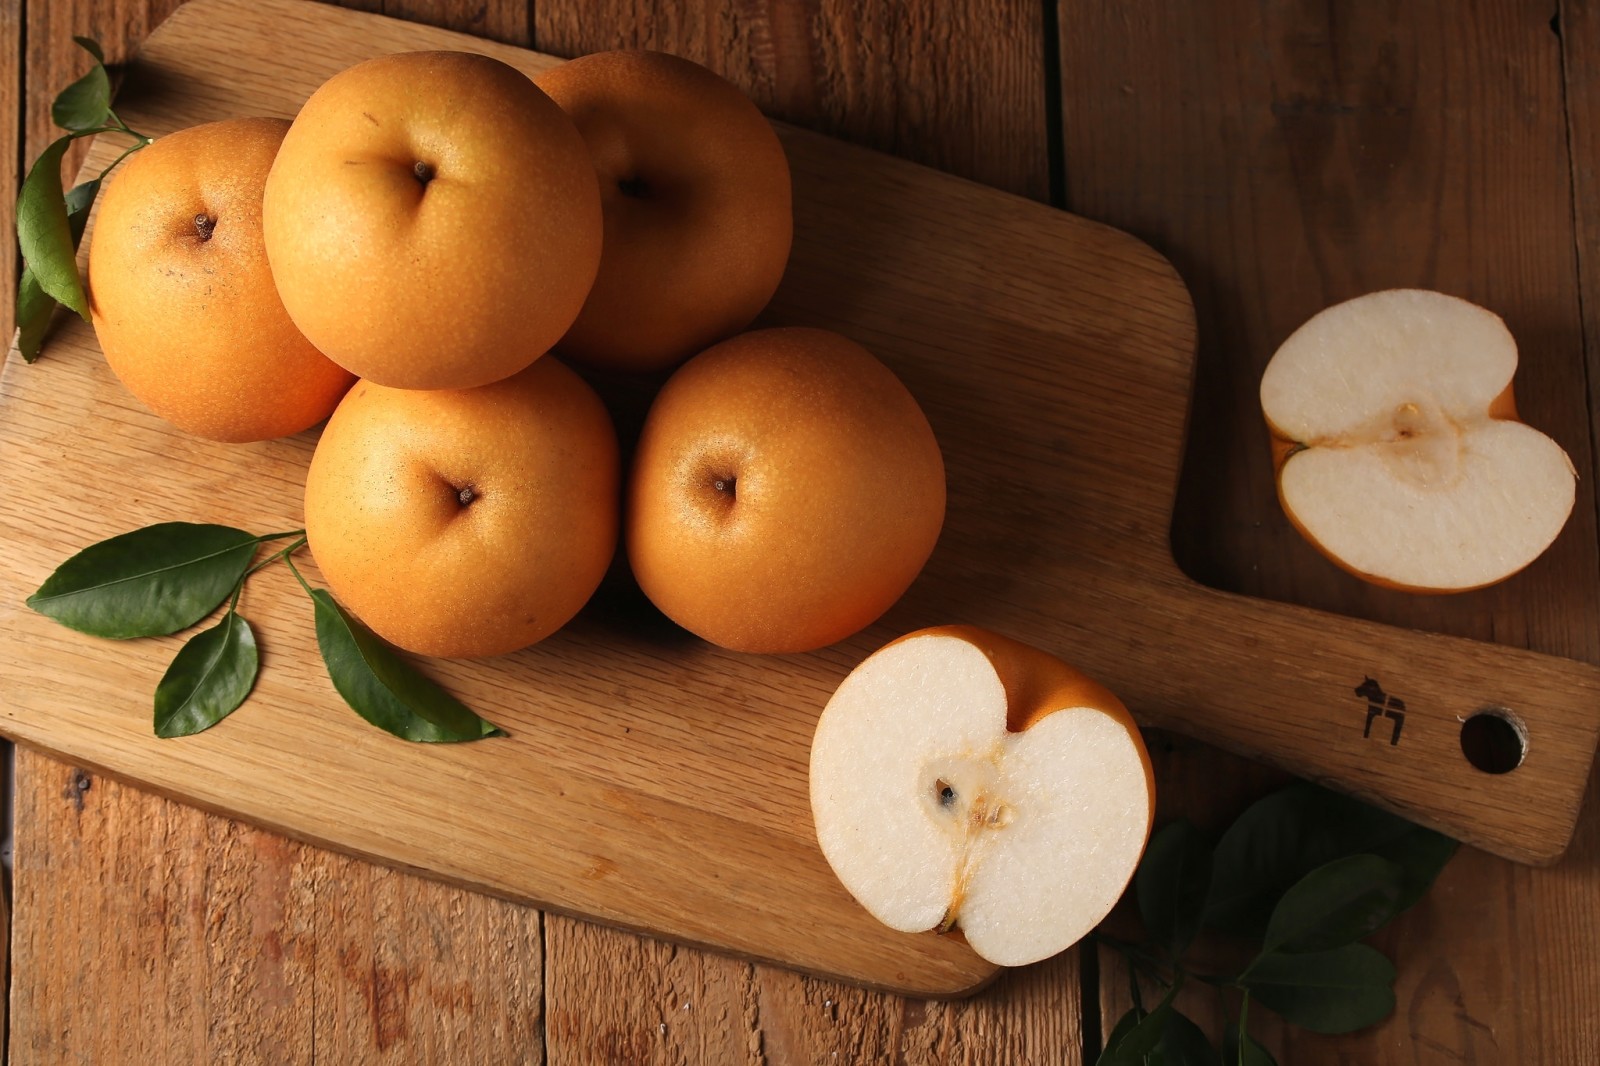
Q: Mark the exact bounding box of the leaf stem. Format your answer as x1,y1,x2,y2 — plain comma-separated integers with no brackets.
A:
283,552,315,598
254,528,307,545
243,535,307,582
1237,993,1252,1066
97,138,147,179
104,109,152,144
1090,933,1178,985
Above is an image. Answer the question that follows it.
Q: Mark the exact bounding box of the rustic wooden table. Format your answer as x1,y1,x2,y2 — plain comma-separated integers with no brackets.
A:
4,0,1599,1062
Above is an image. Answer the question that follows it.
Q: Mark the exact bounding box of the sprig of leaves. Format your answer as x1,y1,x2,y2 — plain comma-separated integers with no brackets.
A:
14,35,155,362
26,521,503,742
1095,782,1458,1065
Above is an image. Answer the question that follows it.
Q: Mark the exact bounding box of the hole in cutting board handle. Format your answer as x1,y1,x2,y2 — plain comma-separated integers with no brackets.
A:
1460,709,1527,774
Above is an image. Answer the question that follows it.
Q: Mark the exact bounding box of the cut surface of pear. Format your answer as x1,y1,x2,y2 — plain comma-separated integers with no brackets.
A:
809,626,1153,968
1260,289,1576,591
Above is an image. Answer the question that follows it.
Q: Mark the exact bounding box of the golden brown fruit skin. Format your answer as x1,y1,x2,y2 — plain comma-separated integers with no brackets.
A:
263,51,603,390
534,50,792,374
88,117,354,443
304,358,620,659
627,327,945,653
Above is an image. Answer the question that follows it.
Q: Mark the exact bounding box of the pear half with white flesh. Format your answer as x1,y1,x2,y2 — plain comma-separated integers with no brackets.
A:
809,626,1154,968
1260,289,1576,592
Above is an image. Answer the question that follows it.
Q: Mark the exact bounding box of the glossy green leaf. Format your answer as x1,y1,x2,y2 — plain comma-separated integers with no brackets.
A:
14,268,53,362
1156,1009,1214,1066
1136,818,1213,960
16,178,102,361
1096,1007,1146,1066
1222,1023,1278,1066
154,609,258,737
1371,827,1459,914
63,176,101,230
52,58,111,131
1261,854,1405,954
73,36,106,64
27,523,258,638
310,589,502,742
1202,782,1448,938
1241,944,1396,1034
16,136,88,317
1096,983,1178,1065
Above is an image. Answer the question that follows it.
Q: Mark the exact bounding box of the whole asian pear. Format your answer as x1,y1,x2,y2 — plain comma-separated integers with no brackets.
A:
534,50,792,374
627,327,946,653
263,51,603,390
88,117,353,442
304,357,620,659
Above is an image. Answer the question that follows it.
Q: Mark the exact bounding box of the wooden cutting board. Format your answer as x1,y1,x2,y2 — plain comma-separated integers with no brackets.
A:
2,0,1597,997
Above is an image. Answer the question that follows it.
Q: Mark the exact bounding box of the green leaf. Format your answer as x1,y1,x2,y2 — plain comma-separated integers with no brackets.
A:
28,523,258,638
1096,983,1178,1065
52,58,111,131
14,267,53,362
64,176,102,229
1221,1023,1278,1066
1202,782,1446,938
1097,1006,1146,1066
309,589,502,742
154,609,259,737
73,36,106,64
1136,818,1213,960
1241,944,1397,1035
17,135,88,318
15,178,101,362
1261,853,1405,954
1371,827,1459,913
1155,1009,1214,1065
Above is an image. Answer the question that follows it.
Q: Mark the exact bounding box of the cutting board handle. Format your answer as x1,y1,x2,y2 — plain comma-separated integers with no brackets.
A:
1125,576,1600,864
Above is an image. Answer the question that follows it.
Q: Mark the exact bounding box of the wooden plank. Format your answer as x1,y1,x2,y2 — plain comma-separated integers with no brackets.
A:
8,746,547,1062
381,0,528,44
1056,0,1600,1059
533,0,1051,202
1058,0,1600,652
23,1,186,192
548,911,1087,1064
2,0,20,350
527,1,1072,1059
10,3,550,1064
528,2,1075,1056
544,920,1085,1064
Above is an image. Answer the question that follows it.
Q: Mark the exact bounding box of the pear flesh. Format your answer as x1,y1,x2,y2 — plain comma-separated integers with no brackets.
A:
809,630,1152,968
1260,289,1575,591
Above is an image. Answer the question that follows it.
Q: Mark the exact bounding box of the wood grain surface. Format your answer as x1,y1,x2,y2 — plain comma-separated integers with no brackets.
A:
1057,1,1600,1060
6,0,1600,1063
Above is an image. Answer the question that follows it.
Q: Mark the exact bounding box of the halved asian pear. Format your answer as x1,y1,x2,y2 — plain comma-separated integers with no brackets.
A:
809,625,1154,968
1260,289,1576,591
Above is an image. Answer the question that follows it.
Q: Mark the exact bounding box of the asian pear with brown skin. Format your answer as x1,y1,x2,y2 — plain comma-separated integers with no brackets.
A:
627,327,945,654
263,50,603,390
810,625,1155,968
88,117,354,442
303,357,619,659
1260,289,1576,592
534,50,792,374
